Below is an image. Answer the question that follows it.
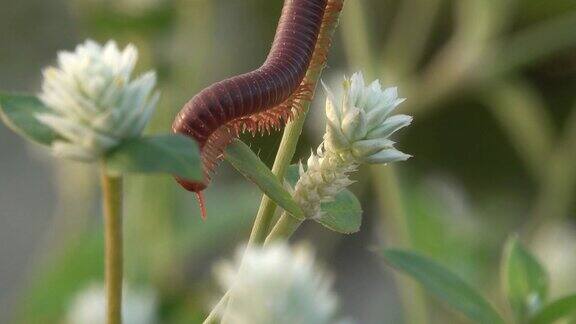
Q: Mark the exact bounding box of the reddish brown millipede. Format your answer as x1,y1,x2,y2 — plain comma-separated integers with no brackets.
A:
173,0,341,218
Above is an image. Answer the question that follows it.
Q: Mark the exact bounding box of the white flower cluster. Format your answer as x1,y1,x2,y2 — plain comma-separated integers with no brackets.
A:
38,40,159,161
216,243,343,324
66,282,157,324
293,72,411,219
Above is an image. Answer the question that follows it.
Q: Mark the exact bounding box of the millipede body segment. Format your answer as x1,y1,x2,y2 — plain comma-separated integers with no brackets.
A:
173,0,340,219
173,0,329,189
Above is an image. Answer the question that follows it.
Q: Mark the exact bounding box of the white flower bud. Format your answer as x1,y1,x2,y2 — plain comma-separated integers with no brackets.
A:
216,243,344,324
321,71,410,163
38,39,159,161
66,282,157,324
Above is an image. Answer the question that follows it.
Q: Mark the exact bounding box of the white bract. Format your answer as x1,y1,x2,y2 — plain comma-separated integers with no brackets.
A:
38,39,159,161
293,72,411,219
66,282,157,324
216,243,343,324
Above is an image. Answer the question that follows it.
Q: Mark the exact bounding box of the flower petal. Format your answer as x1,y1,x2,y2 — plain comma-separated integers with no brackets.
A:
363,149,412,164
367,114,412,139
341,107,367,141
351,138,395,158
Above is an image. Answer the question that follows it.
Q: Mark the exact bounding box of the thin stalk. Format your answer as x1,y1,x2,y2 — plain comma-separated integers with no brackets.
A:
483,81,576,239
248,0,344,245
203,295,227,324
248,117,309,245
486,81,554,179
264,212,303,245
101,167,123,324
380,0,443,80
524,107,576,238
203,2,345,323
340,0,375,73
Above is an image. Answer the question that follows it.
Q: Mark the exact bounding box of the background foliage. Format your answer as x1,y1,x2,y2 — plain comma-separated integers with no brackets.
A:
1,0,575,323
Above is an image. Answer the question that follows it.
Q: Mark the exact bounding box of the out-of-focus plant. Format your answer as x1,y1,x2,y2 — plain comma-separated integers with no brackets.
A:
5,0,576,323
0,39,201,324
340,1,576,323
383,236,576,324
215,243,347,324
66,282,158,324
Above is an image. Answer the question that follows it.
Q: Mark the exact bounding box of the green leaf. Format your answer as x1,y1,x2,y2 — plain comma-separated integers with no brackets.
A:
383,249,505,324
286,165,362,234
502,235,549,320
224,139,304,220
0,93,60,145
105,134,202,180
530,295,576,324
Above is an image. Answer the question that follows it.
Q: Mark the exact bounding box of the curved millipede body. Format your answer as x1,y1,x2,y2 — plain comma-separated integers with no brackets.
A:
173,0,340,218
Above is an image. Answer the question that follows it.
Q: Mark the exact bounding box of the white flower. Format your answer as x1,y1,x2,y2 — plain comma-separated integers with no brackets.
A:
38,39,159,161
293,72,411,219
323,71,411,163
216,243,344,324
65,282,158,324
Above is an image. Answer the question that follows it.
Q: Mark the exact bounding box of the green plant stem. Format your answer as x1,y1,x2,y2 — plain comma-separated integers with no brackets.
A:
264,212,303,245
248,117,309,245
524,108,576,238
485,80,576,239
380,0,443,80
203,293,228,324
101,168,123,324
486,81,554,179
203,2,345,323
340,0,374,73
246,0,345,246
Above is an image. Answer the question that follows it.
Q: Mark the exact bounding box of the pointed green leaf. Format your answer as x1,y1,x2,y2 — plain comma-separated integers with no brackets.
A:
530,295,576,324
383,249,505,324
105,134,202,180
286,165,362,234
0,93,60,145
225,139,304,220
502,236,549,321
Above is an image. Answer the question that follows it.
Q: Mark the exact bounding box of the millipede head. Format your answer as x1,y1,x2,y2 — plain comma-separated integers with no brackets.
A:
176,177,208,192
176,177,208,220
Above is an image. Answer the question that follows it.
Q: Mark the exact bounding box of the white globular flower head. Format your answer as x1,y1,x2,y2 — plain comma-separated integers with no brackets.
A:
216,243,345,324
324,71,411,163
294,72,411,219
65,282,158,324
38,39,159,161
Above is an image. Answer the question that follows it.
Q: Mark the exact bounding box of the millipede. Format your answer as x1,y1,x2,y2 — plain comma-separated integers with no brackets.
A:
172,0,343,219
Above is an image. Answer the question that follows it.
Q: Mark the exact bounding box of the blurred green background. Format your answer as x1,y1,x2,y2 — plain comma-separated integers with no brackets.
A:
1,0,576,323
